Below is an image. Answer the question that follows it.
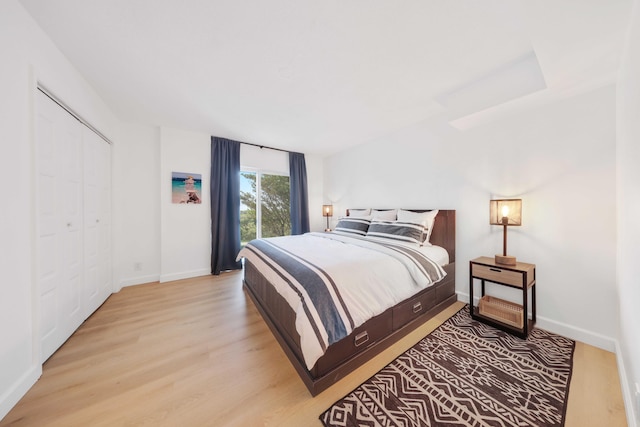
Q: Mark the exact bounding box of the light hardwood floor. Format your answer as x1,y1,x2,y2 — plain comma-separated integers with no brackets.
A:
0,272,627,426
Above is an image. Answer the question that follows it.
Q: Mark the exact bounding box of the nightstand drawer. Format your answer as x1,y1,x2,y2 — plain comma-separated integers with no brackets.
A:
472,264,525,287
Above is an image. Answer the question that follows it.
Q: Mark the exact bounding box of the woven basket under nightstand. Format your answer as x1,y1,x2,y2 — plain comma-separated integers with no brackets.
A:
478,295,524,329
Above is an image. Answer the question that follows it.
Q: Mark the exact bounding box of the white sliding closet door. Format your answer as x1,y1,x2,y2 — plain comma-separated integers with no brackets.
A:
83,128,112,317
96,137,112,311
35,90,112,362
36,91,84,361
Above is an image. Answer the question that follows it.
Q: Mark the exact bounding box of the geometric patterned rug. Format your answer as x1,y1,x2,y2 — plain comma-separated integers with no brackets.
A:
320,306,575,427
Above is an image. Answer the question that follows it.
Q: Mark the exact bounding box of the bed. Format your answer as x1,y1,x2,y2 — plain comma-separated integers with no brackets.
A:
238,209,456,396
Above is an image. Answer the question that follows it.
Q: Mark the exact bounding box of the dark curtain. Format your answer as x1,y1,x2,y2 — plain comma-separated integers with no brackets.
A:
210,136,242,275
289,152,310,235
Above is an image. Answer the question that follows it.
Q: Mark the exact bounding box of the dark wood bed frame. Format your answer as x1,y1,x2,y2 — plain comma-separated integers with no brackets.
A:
242,209,456,396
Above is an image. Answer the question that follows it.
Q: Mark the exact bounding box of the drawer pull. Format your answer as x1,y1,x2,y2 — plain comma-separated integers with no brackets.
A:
489,268,502,272
412,302,423,313
354,331,369,347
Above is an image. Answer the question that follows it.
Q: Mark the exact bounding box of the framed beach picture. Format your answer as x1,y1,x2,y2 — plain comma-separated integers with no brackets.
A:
172,172,202,204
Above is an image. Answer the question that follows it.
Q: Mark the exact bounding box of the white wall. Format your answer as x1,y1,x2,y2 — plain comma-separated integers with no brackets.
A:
159,127,212,282
113,123,161,288
617,0,640,424
0,0,119,419
324,84,618,350
241,144,289,173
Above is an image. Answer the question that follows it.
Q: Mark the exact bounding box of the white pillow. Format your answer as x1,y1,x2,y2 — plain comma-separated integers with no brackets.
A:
348,208,371,217
371,209,397,221
397,209,439,244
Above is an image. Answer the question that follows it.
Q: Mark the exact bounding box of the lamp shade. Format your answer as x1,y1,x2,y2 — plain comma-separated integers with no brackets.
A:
322,204,334,217
490,199,522,226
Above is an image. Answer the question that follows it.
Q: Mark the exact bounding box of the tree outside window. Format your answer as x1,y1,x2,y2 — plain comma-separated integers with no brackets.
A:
240,171,291,245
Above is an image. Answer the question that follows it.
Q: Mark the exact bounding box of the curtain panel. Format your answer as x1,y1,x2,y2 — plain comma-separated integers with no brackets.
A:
289,152,310,235
210,136,242,275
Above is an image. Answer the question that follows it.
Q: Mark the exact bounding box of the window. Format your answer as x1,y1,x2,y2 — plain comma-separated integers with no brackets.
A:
240,171,291,244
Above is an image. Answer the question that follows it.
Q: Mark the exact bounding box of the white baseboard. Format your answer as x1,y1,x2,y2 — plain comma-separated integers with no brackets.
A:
117,274,160,290
534,316,616,352
0,364,41,422
159,268,210,283
119,268,215,289
615,341,639,427
456,291,616,352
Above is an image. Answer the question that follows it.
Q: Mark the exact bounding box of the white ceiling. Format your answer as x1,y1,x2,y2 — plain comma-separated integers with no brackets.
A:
20,0,632,155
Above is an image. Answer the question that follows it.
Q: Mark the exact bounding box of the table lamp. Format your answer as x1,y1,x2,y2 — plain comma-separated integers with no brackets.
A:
322,204,333,232
490,199,522,265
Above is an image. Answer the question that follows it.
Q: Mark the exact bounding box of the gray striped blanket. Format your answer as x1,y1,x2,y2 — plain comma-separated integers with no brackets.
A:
237,232,446,369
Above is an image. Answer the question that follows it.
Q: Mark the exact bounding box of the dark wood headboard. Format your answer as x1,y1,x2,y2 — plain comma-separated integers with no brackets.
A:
346,209,456,264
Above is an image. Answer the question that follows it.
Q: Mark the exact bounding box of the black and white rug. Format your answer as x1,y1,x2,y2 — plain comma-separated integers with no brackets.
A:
320,306,575,427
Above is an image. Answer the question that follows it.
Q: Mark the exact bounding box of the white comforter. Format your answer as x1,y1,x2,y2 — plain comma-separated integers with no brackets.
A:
237,232,446,369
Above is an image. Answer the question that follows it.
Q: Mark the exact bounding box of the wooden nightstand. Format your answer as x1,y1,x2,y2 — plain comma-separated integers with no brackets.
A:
469,256,536,338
